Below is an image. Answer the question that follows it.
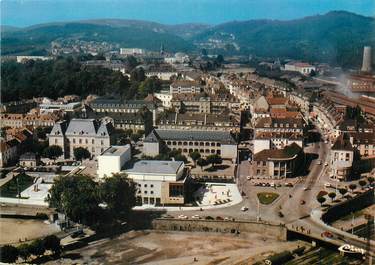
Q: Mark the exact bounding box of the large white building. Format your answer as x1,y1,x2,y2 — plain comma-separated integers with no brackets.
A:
97,145,132,179
284,62,316,75
120,48,145,56
125,160,188,206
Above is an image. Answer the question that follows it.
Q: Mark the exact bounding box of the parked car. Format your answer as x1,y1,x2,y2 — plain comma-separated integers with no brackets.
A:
322,231,333,238
300,200,306,205
216,216,224,221
178,214,188,219
246,176,251,180
241,206,248,212
205,216,214,220
191,215,200,219
317,160,322,165
324,183,331,188
324,162,328,166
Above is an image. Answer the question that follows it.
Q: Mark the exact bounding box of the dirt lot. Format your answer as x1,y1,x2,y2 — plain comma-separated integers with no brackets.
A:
0,217,60,244
48,230,304,265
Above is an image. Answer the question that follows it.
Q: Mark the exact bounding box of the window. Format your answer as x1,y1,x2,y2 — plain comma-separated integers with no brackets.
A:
85,139,88,144
101,140,104,145
55,139,58,144
73,138,76,144
144,184,147,187
79,139,82,144
150,191,154,194
92,139,94,144
150,184,154,188
144,190,148,194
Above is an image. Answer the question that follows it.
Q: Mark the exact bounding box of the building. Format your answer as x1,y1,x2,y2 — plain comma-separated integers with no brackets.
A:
0,100,37,114
0,139,20,167
252,143,304,179
253,132,303,154
0,112,61,128
170,80,203,94
284,62,316,75
125,160,188,206
171,93,240,114
330,133,354,181
144,129,238,160
16,56,52,63
349,132,375,158
89,98,157,113
97,145,132,179
39,102,82,113
154,91,173,108
19,152,40,167
48,119,114,158
254,117,304,134
347,74,375,93
120,48,145,56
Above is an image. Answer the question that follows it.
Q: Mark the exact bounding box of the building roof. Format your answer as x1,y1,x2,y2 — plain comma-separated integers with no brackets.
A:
49,120,68,136
253,143,302,161
144,129,237,144
90,98,156,110
266,97,288,106
100,145,131,156
158,112,239,126
20,152,37,160
255,117,304,129
126,160,184,175
65,119,100,136
332,133,353,151
253,96,269,111
255,131,303,140
171,80,202,88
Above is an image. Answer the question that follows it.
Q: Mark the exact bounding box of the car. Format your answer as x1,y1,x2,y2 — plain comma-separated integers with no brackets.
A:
205,216,214,220
241,206,248,211
324,183,331,188
303,187,310,191
178,214,188,219
322,231,333,238
300,200,306,205
324,162,328,166
161,214,174,219
191,215,200,219
270,182,275,187
216,216,224,220
246,176,251,180
317,160,322,165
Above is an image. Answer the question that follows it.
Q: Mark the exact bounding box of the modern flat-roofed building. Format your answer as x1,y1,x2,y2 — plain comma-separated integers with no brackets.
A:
125,160,188,206
143,129,238,160
97,145,132,179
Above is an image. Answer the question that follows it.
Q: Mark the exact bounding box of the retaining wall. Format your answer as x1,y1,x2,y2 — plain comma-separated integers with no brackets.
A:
152,218,287,241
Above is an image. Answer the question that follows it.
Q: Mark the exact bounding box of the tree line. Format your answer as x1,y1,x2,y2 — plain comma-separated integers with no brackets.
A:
1,56,162,102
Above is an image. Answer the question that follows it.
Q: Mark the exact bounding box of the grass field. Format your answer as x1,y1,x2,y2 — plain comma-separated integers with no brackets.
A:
0,173,34,198
257,192,279,205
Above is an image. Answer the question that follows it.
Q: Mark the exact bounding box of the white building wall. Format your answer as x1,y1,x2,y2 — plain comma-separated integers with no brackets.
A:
253,139,271,154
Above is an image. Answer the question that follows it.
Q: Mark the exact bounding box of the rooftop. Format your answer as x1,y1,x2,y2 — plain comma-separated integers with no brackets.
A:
126,160,184,175
253,143,303,161
101,145,131,156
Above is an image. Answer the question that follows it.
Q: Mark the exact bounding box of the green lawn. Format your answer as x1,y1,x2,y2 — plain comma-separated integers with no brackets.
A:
0,173,34,198
257,192,279,205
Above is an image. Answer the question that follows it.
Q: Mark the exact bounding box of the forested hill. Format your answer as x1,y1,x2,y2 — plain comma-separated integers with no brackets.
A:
193,11,375,67
1,11,374,67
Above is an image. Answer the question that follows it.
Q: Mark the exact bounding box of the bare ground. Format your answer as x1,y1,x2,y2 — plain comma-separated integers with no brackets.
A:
47,230,305,265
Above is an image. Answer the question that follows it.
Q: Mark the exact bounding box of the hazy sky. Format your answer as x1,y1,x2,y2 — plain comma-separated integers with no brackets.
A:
1,0,374,27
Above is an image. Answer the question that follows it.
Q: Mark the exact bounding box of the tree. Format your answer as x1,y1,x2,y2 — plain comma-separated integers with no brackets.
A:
73,147,91,161
367,176,374,185
174,154,188,163
328,192,336,202
99,173,137,220
349,184,357,192
316,196,326,206
338,188,347,198
189,151,201,166
35,126,52,140
47,175,101,226
0,245,18,263
130,67,145,82
43,235,62,255
17,243,31,261
358,180,367,190
206,154,222,167
29,239,45,257
43,145,63,160
138,76,161,97
130,133,142,143
197,158,207,170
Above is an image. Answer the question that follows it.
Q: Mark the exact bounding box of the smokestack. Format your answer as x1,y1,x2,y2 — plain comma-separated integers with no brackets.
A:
361,46,372,73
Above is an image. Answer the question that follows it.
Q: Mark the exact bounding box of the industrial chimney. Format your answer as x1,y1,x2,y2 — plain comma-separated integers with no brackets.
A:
361,46,372,73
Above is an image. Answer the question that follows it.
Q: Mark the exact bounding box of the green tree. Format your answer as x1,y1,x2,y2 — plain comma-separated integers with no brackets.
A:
73,147,91,161
138,76,162,97
206,154,222,167
358,180,367,189
189,151,201,166
47,175,101,225
130,133,142,143
328,192,336,202
43,145,63,160
99,173,137,220
43,235,62,255
130,67,145,82
29,239,45,257
17,243,31,261
338,188,347,198
197,158,207,170
0,245,19,263
174,154,188,163
349,183,357,193
316,196,326,206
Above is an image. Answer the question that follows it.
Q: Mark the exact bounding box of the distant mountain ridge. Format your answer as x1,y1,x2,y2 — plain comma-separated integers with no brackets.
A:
2,11,374,67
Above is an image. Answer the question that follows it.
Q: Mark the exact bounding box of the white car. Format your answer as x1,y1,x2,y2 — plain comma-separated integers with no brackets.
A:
324,162,328,166
246,176,251,180
178,214,188,219
241,206,248,212
324,183,331,188
317,160,322,165
191,215,200,219
270,182,275,187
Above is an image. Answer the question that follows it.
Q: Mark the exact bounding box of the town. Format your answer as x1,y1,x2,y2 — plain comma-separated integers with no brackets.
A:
1,14,375,265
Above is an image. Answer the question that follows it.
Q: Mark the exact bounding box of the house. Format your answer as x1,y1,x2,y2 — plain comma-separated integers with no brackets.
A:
170,80,203,94
125,160,189,206
19,152,40,167
330,133,354,181
48,119,114,158
0,139,20,167
284,62,316,75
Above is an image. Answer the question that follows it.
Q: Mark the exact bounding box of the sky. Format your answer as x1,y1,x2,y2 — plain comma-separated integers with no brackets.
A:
1,0,374,27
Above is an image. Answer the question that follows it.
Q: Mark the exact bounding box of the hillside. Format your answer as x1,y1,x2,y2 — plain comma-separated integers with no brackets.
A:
193,11,375,67
1,11,374,67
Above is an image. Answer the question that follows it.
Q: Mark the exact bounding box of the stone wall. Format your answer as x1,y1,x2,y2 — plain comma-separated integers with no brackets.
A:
152,218,287,241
